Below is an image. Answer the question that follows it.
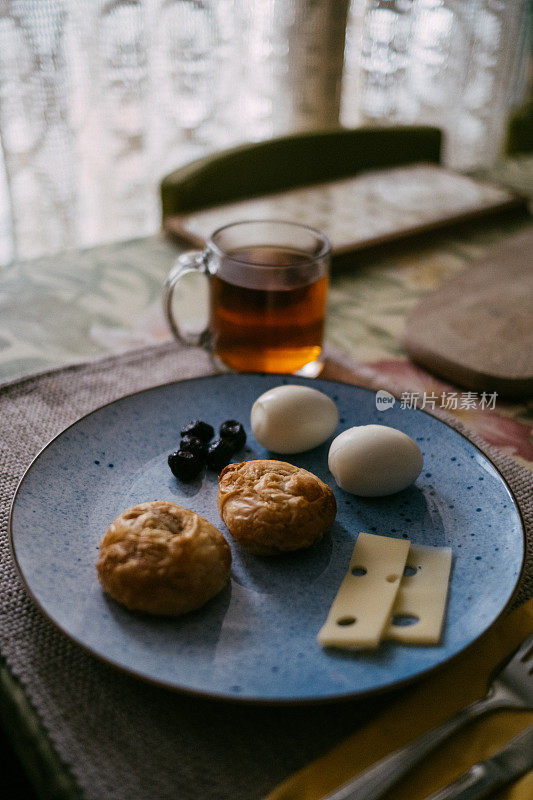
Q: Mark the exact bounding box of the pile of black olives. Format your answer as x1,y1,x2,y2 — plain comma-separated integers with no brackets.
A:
168,419,247,481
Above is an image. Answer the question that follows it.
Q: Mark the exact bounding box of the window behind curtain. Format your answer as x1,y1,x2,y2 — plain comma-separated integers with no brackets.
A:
0,0,528,265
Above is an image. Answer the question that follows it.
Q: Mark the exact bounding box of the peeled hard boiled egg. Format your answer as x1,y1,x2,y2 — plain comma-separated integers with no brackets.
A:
328,425,423,496
251,385,338,453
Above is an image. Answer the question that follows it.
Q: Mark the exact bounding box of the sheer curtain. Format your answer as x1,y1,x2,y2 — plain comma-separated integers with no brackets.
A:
0,0,529,265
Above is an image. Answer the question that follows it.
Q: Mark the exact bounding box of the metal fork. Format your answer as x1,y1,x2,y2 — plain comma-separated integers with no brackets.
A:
320,632,533,800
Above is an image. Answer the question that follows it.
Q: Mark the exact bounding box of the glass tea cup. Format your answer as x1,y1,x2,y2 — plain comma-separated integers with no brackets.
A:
164,220,331,374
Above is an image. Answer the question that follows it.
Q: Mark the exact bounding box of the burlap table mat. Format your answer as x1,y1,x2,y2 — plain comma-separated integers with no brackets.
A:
1,342,532,800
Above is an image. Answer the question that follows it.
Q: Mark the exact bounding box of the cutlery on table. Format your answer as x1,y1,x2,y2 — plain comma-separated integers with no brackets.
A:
421,723,533,800
319,632,533,800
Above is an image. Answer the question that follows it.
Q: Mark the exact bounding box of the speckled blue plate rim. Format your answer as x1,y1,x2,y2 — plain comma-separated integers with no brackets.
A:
8,374,527,706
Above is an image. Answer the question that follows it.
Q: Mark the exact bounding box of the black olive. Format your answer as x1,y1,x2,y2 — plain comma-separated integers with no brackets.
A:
219,419,246,451
168,449,204,481
206,438,235,471
180,435,208,458
180,419,214,443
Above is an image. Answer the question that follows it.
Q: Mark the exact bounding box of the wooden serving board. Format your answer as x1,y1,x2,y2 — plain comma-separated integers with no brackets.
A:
403,228,533,398
164,164,527,261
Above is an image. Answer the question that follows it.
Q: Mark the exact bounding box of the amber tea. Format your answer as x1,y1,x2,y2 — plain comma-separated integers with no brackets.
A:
164,221,331,374
210,245,329,373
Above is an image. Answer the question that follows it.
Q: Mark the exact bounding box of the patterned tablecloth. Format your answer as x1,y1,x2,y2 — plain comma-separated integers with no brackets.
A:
2,156,532,470
0,156,532,799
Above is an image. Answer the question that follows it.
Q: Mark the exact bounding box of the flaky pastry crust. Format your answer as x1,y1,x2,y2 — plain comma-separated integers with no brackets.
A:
96,500,231,615
217,460,336,555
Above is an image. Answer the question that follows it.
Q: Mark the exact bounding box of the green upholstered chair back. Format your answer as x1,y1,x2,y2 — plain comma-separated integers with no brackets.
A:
161,126,443,219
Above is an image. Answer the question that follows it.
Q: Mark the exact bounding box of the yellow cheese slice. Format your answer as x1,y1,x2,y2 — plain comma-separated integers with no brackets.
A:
317,532,410,649
385,543,452,644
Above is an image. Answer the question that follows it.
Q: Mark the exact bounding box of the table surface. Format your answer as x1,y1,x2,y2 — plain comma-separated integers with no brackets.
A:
1,154,533,799
2,155,532,470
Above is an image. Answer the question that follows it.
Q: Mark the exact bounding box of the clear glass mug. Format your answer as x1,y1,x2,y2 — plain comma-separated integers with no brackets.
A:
164,220,331,374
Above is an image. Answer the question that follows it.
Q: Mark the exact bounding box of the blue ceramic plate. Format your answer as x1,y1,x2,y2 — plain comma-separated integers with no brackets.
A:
10,375,525,703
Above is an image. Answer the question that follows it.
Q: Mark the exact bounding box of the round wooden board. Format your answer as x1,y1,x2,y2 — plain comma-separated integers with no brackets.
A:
403,228,533,398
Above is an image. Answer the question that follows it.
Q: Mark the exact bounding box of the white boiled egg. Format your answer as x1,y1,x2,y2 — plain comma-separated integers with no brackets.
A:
251,385,338,453
328,424,423,496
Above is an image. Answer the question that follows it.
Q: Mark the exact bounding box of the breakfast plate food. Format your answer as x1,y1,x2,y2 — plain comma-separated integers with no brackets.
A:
9,375,525,703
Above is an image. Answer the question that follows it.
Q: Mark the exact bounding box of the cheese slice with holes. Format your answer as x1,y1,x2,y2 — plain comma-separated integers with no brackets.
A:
385,544,452,644
317,532,410,649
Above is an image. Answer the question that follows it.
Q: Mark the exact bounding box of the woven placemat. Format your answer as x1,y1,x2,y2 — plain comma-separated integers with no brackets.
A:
1,342,531,800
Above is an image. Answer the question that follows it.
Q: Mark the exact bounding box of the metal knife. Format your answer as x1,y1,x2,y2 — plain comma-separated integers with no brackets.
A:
421,724,533,800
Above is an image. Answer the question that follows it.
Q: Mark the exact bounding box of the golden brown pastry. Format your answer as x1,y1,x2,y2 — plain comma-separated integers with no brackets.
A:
217,460,336,555
96,500,231,615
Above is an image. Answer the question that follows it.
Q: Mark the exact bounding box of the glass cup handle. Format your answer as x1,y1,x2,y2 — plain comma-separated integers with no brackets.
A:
163,251,209,347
